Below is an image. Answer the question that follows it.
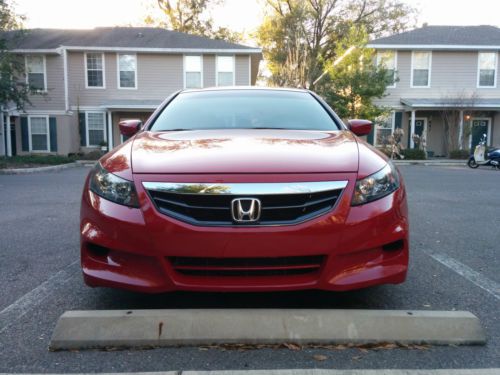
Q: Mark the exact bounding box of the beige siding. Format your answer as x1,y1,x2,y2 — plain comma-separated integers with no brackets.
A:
203,55,216,87
25,54,66,111
374,50,500,108
235,55,250,85
68,52,184,107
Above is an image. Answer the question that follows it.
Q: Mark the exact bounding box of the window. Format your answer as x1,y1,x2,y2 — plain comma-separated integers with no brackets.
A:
411,51,431,87
85,53,105,88
29,116,49,151
376,51,396,87
184,55,202,88
150,90,341,131
86,112,106,146
26,55,46,91
216,56,234,86
478,52,497,87
118,54,137,88
374,113,394,147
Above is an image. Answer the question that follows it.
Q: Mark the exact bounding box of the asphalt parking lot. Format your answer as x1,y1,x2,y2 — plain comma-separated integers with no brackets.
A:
0,165,498,372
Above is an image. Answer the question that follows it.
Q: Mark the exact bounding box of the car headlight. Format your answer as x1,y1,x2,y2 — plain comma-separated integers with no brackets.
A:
89,163,139,207
352,163,400,206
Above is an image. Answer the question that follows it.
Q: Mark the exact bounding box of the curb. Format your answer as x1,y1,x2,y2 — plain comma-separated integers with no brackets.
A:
49,309,486,350
393,161,466,166
0,160,96,174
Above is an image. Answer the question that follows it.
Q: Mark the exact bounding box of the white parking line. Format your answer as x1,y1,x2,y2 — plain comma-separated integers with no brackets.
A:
426,252,500,301
0,260,79,334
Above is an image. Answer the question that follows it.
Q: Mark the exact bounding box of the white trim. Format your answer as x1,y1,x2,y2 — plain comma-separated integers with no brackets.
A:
25,55,47,92
107,111,113,149
215,55,236,86
458,110,464,150
84,52,106,89
469,117,492,148
63,49,69,111
116,53,138,90
11,49,61,54
0,108,5,157
477,52,497,89
19,110,71,115
27,115,50,153
85,111,107,148
410,51,432,88
401,102,500,109
376,50,397,88
6,115,12,157
63,46,262,53
248,55,252,85
368,43,500,50
183,55,204,89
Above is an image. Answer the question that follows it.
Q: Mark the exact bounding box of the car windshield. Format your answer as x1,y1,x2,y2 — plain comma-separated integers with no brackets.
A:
149,90,341,131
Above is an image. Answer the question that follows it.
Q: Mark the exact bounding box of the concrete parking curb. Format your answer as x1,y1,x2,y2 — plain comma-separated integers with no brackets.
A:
0,162,79,175
49,309,486,350
1,370,499,375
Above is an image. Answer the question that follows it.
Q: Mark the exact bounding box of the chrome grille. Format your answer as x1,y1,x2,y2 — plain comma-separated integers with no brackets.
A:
143,181,347,226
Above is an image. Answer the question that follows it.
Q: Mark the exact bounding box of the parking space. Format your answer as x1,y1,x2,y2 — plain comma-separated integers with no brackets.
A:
0,165,499,372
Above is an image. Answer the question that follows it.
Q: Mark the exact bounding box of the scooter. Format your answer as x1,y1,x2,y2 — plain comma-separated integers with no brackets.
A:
467,134,500,169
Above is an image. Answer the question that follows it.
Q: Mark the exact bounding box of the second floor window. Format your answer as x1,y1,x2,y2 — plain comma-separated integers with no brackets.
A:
217,56,234,86
478,52,497,87
376,51,396,87
86,53,104,88
184,55,202,88
411,51,431,87
26,55,46,91
118,54,137,89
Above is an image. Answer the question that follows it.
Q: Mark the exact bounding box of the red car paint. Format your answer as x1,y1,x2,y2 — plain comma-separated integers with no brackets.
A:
81,88,409,293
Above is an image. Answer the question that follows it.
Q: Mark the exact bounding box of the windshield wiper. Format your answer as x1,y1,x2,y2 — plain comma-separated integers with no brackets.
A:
251,127,288,130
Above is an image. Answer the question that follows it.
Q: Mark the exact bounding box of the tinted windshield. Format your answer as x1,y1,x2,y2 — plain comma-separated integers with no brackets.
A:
150,90,340,131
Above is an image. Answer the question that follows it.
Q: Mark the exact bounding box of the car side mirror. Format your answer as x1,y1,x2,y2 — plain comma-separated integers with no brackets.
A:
119,119,143,137
348,119,372,136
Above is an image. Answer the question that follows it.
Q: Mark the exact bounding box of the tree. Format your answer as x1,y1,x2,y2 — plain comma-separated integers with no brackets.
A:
145,0,241,42
256,0,416,90
0,0,31,111
322,26,393,120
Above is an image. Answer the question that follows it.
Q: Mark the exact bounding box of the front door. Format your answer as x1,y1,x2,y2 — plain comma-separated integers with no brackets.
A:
408,118,427,148
470,119,490,151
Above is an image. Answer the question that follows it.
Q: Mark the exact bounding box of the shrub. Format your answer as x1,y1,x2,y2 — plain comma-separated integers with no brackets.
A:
401,149,427,160
449,149,470,159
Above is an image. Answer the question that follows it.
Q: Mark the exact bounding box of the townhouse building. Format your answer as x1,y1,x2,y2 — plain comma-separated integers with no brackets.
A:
368,25,500,156
0,27,262,156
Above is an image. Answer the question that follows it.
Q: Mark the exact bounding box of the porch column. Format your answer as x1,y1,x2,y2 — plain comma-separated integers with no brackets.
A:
410,110,416,149
458,110,464,150
107,111,113,150
6,114,12,157
0,108,5,157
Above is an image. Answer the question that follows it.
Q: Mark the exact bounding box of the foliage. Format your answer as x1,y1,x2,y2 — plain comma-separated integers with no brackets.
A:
322,26,393,119
146,0,241,42
449,149,471,159
0,0,33,110
401,148,427,160
0,155,76,169
256,0,416,90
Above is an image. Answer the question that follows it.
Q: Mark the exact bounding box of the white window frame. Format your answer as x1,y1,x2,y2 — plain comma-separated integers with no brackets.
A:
374,111,396,147
216,55,235,86
410,51,432,88
376,51,397,88
183,55,203,89
28,115,50,152
477,52,497,88
84,52,106,89
85,111,107,147
25,55,47,92
116,53,137,90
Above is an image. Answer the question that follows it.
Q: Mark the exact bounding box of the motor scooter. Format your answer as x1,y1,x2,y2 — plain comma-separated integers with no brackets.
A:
467,134,500,169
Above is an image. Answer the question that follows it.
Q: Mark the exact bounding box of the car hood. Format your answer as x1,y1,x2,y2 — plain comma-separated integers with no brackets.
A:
130,129,359,174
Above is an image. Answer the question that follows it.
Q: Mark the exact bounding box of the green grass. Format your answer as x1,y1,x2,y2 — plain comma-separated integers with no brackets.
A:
0,155,77,169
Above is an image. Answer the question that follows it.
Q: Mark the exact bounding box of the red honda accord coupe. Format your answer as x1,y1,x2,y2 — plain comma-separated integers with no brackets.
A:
80,87,408,293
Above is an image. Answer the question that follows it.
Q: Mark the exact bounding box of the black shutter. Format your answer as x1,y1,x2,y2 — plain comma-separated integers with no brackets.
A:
21,117,29,151
367,124,375,145
49,117,57,152
395,111,403,128
78,112,86,146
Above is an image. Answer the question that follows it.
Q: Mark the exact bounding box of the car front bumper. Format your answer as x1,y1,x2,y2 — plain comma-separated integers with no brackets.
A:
80,172,409,293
